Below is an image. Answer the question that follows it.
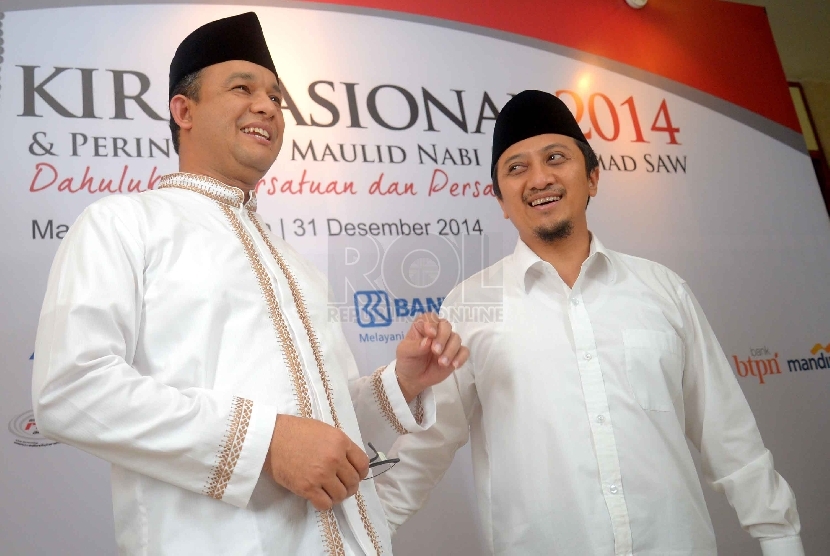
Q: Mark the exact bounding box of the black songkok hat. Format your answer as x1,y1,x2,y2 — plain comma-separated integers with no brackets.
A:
491,90,588,176
169,12,278,99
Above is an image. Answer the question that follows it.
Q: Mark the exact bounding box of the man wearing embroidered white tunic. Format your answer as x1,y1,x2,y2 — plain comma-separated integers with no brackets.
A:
375,90,804,555
32,13,468,556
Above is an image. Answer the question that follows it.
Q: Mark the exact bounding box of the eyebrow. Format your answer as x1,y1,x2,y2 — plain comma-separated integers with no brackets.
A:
224,72,282,96
224,72,256,85
502,142,572,168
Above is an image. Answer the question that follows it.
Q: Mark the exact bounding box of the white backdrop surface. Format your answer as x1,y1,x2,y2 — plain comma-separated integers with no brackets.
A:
1,3,828,555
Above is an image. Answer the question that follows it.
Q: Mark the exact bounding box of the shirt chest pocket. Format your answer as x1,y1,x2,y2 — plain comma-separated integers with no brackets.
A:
622,328,684,412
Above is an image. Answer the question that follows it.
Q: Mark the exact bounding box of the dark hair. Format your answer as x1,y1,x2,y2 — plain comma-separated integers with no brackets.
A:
491,138,599,201
169,70,203,154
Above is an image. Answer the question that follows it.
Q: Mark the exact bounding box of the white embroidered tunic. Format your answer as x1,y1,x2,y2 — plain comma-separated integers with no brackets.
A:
377,237,803,556
32,173,433,555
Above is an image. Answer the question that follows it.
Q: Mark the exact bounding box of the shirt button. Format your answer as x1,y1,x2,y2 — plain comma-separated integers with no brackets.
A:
609,484,618,494
596,415,605,424
585,353,592,360
571,298,580,306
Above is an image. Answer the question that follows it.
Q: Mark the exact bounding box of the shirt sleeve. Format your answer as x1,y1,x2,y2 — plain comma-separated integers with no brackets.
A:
32,202,277,509
324,306,436,449
372,355,477,534
350,361,435,438
679,282,803,555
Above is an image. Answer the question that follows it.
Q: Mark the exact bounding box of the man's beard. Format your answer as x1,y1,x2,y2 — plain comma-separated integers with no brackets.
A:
534,219,573,243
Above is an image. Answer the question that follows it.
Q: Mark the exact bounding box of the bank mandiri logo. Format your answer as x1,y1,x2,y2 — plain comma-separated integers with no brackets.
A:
795,342,830,371
8,409,58,447
732,342,829,384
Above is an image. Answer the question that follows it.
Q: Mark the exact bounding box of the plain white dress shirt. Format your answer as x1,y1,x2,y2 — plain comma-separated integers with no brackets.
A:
377,236,802,556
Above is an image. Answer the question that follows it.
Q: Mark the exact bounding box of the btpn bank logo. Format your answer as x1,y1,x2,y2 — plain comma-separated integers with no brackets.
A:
8,410,58,448
732,342,830,384
732,347,782,385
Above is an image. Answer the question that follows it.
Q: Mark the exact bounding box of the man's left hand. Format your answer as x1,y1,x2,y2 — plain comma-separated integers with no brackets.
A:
394,313,469,403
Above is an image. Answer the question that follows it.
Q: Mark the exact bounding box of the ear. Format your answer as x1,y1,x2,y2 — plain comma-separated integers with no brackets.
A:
496,196,509,220
588,166,599,199
169,94,194,132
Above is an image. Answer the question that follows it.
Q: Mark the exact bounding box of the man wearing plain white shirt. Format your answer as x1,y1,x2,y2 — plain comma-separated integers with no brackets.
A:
375,90,803,555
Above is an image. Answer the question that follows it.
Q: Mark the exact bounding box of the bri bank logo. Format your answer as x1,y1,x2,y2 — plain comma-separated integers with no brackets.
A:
732,342,830,384
353,290,444,328
355,291,392,327
329,234,503,329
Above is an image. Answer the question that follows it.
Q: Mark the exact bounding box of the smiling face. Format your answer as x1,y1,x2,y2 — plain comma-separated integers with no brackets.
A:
171,59,285,189
495,133,598,248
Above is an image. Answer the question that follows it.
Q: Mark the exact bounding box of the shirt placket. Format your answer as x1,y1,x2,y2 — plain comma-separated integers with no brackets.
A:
238,208,370,556
239,208,327,422
567,283,634,556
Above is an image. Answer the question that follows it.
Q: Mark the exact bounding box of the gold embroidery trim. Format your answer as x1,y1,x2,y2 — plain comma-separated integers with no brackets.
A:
318,509,346,556
158,173,249,207
371,366,408,435
158,180,237,206
250,214,382,555
204,396,253,500
250,214,342,429
414,394,425,426
220,204,313,419
222,204,345,553
356,491,384,555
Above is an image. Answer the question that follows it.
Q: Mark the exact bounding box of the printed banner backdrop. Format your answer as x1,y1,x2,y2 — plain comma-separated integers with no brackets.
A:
1,2,829,555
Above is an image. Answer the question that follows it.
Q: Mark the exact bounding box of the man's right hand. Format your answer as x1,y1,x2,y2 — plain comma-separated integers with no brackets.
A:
263,414,370,511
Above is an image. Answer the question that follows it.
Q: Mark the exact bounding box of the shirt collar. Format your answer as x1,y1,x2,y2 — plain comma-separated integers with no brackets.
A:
158,172,258,211
512,233,617,292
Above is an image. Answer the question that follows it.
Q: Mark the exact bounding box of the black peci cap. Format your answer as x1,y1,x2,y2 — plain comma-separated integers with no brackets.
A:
169,12,278,99
491,90,588,176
